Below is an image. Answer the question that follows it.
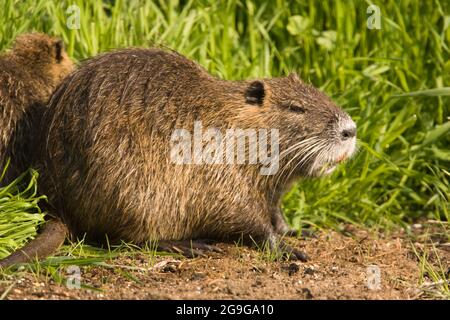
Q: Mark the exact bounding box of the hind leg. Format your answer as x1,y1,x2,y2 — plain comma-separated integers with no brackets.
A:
155,239,223,258
154,225,308,261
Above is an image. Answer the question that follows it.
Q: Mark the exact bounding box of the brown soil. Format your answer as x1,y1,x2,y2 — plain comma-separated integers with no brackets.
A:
1,225,448,300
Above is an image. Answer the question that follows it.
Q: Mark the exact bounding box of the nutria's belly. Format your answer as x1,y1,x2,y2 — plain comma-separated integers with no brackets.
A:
57,192,225,244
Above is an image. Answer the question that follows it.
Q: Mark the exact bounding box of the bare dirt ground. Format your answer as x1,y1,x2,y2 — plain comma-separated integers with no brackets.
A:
1,223,448,300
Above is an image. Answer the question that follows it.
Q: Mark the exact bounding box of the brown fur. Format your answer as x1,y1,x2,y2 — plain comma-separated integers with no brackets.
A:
0,33,73,183
31,48,355,259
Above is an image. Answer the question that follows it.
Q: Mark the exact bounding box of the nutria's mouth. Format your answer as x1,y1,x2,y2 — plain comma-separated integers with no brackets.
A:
291,116,357,178
318,150,353,176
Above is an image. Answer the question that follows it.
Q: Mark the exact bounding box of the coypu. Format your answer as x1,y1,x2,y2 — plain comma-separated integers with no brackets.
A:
0,33,73,267
0,33,73,183
1,48,356,266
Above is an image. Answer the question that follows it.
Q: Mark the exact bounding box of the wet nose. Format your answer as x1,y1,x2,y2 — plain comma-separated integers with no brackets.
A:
340,126,356,140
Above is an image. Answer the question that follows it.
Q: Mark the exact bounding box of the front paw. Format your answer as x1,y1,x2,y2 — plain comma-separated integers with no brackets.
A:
267,235,309,262
278,241,309,261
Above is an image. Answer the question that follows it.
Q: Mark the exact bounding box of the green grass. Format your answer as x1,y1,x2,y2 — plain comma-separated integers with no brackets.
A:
0,0,448,261
0,162,46,259
412,241,450,299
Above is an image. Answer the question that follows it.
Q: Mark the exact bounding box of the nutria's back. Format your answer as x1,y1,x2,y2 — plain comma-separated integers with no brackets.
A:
37,48,356,258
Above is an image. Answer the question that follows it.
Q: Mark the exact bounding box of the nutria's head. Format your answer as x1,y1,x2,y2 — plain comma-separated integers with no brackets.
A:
11,33,73,90
243,73,356,178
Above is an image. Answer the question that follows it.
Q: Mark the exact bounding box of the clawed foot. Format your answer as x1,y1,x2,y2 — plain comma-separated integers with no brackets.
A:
277,241,309,261
266,235,309,262
156,240,223,258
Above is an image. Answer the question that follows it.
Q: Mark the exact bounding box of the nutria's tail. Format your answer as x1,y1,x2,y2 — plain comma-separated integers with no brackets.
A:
0,217,67,268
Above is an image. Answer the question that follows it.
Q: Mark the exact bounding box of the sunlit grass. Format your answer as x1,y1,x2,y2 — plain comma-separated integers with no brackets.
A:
412,241,450,299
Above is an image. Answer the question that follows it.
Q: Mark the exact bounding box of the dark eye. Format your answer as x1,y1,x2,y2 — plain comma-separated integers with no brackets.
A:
283,102,306,114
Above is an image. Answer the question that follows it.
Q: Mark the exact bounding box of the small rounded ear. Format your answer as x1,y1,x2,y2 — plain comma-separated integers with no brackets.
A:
245,80,265,106
53,39,64,62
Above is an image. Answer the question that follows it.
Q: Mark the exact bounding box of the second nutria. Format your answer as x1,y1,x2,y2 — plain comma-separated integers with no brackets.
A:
0,33,73,267
1,48,356,265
